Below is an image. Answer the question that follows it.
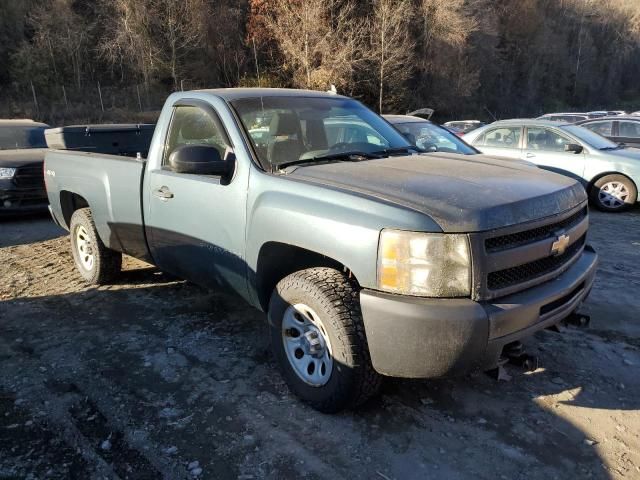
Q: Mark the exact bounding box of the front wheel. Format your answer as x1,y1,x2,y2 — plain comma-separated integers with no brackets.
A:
69,208,122,284
268,268,381,413
590,174,637,212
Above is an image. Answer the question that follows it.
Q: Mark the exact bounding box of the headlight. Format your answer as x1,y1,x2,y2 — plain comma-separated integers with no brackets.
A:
377,229,471,297
0,168,16,179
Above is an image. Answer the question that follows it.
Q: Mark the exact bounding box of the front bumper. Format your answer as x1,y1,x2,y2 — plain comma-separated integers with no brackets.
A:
359,245,598,378
0,179,48,215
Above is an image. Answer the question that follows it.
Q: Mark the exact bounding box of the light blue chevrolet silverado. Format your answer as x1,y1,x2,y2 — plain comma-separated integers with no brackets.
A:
44,89,598,412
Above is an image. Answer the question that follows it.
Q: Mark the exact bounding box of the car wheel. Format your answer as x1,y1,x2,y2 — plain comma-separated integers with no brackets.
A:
69,208,122,284
590,174,637,212
268,267,382,413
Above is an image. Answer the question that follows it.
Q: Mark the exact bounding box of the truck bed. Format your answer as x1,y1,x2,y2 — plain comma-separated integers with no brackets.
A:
45,149,149,260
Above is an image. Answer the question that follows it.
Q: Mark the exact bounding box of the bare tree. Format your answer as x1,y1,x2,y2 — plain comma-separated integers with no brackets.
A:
98,0,159,90
21,0,91,89
260,0,367,91
368,0,414,112
156,0,206,90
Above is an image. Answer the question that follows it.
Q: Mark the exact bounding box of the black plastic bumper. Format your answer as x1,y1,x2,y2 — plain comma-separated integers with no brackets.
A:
359,246,598,378
0,182,48,216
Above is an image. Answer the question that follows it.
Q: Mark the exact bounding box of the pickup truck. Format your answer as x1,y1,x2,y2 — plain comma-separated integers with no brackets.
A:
45,88,598,412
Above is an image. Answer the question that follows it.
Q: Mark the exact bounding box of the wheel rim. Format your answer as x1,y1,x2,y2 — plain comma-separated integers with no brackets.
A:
599,181,630,209
282,303,333,387
75,225,94,270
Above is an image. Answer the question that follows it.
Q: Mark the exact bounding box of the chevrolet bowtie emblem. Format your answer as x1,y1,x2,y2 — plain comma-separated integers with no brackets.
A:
551,234,570,256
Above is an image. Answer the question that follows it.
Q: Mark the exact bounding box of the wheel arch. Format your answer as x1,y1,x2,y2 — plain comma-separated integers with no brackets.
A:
59,191,90,228
253,241,357,311
587,171,638,193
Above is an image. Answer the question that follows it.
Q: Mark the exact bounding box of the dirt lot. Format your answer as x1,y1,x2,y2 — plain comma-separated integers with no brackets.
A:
0,209,639,480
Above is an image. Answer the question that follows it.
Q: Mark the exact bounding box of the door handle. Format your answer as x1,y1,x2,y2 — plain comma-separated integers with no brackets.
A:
153,186,174,200
525,153,536,158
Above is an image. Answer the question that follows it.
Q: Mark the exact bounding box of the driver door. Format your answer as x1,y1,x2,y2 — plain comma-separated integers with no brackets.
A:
145,101,248,297
522,126,585,180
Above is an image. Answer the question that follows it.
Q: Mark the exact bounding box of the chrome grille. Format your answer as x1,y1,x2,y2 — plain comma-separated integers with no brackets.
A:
487,234,586,290
485,207,587,253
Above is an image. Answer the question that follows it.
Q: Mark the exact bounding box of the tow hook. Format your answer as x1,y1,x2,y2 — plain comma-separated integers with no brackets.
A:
503,341,539,371
486,341,539,380
564,312,591,328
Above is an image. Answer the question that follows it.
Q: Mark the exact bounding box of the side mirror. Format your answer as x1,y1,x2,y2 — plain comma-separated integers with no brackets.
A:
168,144,233,177
564,143,583,154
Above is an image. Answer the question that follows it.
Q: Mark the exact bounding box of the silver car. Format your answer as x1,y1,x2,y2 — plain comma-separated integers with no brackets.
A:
464,119,640,212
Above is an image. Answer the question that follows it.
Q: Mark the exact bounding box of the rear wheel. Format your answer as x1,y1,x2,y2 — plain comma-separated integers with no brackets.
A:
69,208,122,284
590,174,637,212
268,267,381,413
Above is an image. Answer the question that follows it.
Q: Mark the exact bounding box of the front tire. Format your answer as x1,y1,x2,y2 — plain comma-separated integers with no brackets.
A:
69,208,122,284
590,174,637,212
268,268,381,413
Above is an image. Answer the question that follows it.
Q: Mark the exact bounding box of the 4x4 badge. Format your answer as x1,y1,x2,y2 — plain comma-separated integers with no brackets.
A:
551,234,570,256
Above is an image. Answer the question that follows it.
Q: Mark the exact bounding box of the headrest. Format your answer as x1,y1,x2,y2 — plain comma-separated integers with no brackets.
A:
269,112,300,136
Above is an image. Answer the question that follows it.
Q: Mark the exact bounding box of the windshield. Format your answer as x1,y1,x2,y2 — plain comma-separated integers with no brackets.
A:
561,124,619,150
231,96,413,168
394,121,478,155
0,126,47,150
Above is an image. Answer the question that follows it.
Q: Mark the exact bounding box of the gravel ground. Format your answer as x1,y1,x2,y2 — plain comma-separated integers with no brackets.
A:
0,209,639,480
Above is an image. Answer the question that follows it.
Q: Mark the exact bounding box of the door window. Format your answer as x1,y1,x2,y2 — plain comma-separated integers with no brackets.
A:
526,128,573,152
474,127,521,148
581,121,613,137
619,121,640,138
164,106,227,165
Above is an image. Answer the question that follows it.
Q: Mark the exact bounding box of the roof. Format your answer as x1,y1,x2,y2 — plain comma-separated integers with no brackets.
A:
194,87,348,101
577,115,640,122
538,112,587,116
0,119,49,127
383,114,430,124
444,120,483,124
489,119,571,127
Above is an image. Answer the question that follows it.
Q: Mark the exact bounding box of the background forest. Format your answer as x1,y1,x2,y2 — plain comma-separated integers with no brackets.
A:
1,0,640,124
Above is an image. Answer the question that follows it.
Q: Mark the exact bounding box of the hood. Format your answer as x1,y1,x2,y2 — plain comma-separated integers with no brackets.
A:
601,146,640,161
286,153,586,232
0,148,48,167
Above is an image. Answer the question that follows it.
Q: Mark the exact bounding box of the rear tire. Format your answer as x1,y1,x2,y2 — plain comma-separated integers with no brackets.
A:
590,174,637,212
268,267,381,413
69,208,122,284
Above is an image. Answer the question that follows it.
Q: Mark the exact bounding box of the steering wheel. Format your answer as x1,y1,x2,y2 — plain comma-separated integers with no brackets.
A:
328,142,376,153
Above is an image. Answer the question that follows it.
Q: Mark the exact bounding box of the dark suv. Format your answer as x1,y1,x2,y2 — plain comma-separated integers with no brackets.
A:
0,120,49,215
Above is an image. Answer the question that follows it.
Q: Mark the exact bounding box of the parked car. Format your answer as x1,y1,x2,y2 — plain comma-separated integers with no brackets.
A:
586,111,608,119
575,116,640,148
464,119,640,211
45,89,597,412
607,110,626,116
384,114,479,154
0,119,50,215
442,120,486,134
537,113,588,123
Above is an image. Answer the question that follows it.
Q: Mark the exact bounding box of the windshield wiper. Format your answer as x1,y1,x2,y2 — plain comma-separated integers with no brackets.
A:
373,146,419,156
599,145,623,151
276,151,384,170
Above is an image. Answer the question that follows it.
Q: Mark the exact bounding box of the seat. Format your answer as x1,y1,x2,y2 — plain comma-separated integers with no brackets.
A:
268,112,304,165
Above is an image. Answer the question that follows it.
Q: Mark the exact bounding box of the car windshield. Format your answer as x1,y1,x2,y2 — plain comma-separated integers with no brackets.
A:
230,96,413,168
561,124,620,150
394,121,478,155
0,125,47,150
